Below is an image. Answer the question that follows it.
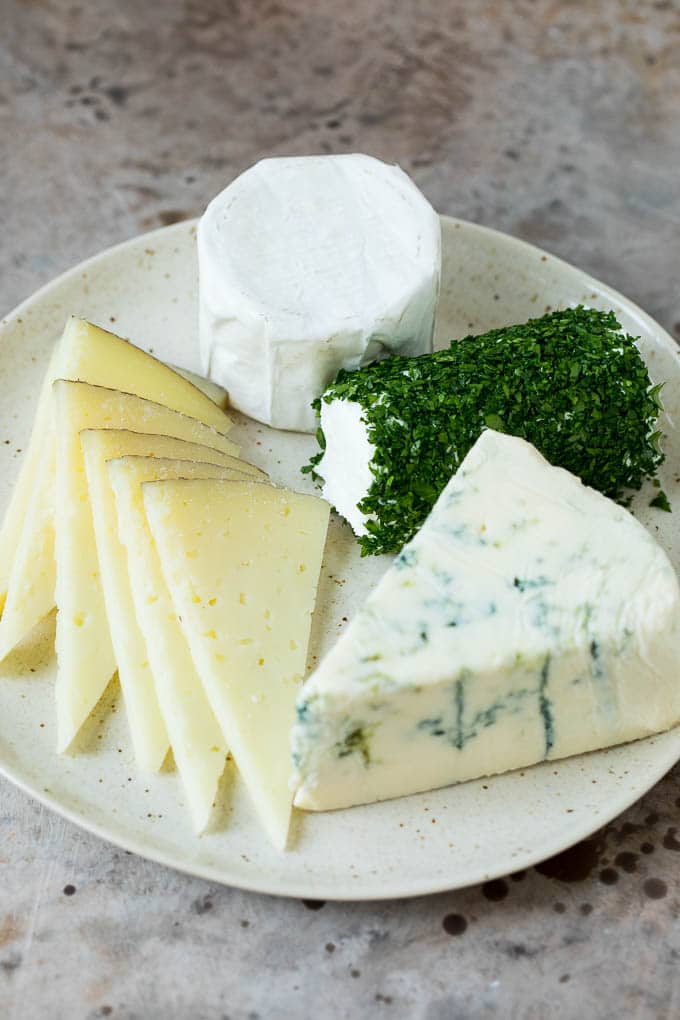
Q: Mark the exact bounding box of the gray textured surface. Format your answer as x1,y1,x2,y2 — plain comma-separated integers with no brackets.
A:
1,1,680,1017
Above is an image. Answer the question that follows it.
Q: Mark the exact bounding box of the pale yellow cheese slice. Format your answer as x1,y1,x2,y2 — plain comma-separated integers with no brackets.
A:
172,367,229,410
0,432,57,661
81,431,254,772
143,479,330,849
0,343,61,615
60,318,233,432
109,454,267,830
54,381,239,755
0,317,233,658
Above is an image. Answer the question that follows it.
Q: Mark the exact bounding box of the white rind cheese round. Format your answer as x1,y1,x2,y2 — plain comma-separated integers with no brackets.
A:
197,154,441,432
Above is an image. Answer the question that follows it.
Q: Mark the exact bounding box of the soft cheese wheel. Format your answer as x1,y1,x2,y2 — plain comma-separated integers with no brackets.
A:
198,154,441,432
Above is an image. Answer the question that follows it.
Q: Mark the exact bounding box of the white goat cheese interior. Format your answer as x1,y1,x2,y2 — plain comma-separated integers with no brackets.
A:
292,429,680,812
318,399,375,535
198,153,441,432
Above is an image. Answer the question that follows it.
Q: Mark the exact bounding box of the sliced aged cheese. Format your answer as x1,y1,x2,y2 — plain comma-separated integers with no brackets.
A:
54,381,239,755
59,319,234,431
198,154,441,432
0,432,58,661
172,366,229,410
0,317,233,659
144,479,329,847
0,343,61,615
81,430,251,772
292,429,680,811
109,454,267,830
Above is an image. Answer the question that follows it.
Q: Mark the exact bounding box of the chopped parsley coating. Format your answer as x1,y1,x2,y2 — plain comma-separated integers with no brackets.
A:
305,307,664,555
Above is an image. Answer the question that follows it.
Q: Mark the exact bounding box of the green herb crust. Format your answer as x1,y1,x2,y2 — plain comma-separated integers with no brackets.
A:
305,307,664,556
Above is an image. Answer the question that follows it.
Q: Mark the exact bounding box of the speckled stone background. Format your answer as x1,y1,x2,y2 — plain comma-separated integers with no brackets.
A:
1,1,680,1017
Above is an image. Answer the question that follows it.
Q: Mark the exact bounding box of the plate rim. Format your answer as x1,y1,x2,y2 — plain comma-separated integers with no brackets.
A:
1,215,679,901
0,731,678,901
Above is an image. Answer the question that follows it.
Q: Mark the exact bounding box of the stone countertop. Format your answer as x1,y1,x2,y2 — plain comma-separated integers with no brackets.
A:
1,1,679,1017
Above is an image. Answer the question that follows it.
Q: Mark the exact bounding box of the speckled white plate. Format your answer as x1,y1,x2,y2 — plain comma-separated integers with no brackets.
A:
1,217,679,900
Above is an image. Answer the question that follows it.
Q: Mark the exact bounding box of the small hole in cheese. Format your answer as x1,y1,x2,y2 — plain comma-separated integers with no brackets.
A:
73,613,85,628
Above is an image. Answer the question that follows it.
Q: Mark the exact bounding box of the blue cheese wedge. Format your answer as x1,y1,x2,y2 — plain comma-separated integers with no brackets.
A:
198,154,441,432
292,429,680,811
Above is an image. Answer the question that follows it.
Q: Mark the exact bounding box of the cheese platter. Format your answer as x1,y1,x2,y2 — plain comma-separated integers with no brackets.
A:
1,166,679,898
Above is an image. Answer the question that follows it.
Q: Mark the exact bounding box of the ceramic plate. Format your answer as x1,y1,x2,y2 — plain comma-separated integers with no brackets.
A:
1,217,679,901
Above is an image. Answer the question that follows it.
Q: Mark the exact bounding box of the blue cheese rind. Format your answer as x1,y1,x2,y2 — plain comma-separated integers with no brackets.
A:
292,430,680,811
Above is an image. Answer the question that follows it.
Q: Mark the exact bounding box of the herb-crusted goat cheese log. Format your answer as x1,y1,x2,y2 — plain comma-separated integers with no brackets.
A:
292,430,680,812
304,307,663,555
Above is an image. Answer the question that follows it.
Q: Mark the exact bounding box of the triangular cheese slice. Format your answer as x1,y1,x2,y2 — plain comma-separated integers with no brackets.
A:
0,343,62,616
54,382,238,754
171,366,228,410
292,430,680,811
0,317,233,658
109,454,267,830
0,433,58,660
81,431,258,772
143,479,329,849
